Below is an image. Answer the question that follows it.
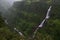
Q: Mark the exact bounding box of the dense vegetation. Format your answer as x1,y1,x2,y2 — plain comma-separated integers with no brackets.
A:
0,0,60,40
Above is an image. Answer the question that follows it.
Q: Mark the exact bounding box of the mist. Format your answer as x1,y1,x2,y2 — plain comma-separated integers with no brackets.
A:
0,0,23,11
0,0,23,18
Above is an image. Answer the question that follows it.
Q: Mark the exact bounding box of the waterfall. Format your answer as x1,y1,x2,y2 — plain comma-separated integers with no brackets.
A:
14,28,24,36
38,6,52,27
4,19,24,36
45,6,52,19
5,20,8,24
33,6,52,38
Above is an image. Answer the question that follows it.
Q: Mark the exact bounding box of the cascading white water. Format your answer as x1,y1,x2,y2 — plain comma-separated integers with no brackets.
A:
45,6,52,19
38,6,52,27
5,20,8,24
33,6,52,38
14,28,24,36
4,19,24,36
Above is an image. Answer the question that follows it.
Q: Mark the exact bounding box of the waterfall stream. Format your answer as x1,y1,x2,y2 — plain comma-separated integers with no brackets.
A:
33,6,52,38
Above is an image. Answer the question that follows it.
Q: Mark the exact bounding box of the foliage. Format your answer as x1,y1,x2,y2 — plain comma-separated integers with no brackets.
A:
0,0,60,40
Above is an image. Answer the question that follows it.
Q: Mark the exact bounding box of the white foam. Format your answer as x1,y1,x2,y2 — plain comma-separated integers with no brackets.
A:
5,20,8,24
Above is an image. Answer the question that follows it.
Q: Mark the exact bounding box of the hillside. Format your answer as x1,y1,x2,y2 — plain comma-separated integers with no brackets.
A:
0,0,60,40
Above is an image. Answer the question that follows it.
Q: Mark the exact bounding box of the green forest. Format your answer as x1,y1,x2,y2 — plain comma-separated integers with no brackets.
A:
0,0,60,40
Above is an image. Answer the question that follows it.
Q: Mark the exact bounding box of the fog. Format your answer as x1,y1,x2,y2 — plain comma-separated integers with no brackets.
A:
0,0,23,19
5,0,23,5
0,0,23,12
